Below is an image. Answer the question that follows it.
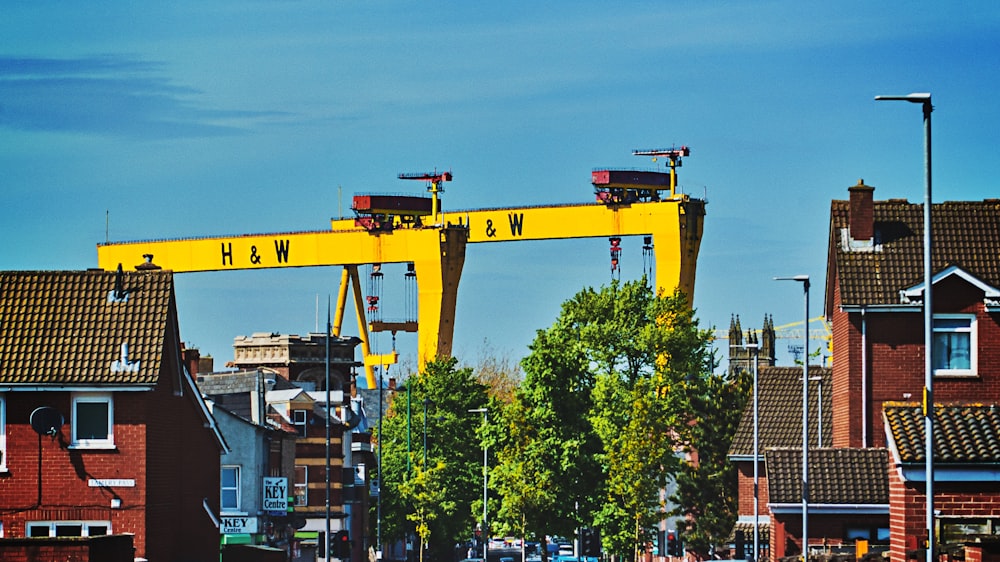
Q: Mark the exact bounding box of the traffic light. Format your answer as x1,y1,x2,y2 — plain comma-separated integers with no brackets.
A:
581,527,600,557
332,530,351,559
666,530,680,557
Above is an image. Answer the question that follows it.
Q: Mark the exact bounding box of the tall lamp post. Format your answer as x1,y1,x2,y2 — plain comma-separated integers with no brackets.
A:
776,275,809,560
469,408,488,562
325,298,332,561
875,92,934,562
752,343,760,562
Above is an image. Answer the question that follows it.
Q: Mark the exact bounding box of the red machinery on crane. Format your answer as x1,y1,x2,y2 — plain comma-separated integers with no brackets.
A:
592,146,692,277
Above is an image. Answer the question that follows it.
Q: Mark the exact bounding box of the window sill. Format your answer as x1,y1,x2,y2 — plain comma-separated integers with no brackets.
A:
933,371,977,378
67,444,117,451
221,510,249,517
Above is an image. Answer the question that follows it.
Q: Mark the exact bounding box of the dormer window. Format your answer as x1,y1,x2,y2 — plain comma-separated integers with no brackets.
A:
933,314,976,377
293,410,307,437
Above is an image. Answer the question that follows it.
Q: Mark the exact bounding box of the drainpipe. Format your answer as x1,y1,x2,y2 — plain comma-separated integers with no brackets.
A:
861,307,868,448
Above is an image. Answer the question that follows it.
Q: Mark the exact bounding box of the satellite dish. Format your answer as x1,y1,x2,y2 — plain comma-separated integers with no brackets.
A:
30,407,64,437
291,516,307,530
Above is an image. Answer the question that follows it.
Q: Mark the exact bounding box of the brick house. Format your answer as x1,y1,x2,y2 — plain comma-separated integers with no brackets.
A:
827,183,1000,559
728,363,841,560
0,269,227,562
729,183,1000,561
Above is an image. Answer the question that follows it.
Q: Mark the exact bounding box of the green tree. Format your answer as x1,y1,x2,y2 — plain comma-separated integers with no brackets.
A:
668,357,750,557
490,327,603,557
400,460,455,562
375,358,489,561
585,283,714,561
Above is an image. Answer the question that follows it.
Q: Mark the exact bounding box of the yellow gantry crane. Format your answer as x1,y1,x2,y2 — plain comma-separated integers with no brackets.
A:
97,150,706,388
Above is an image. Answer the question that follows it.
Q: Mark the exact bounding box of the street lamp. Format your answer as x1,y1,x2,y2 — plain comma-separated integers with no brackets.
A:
377,371,383,560
469,408,488,562
325,298,333,562
752,343,760,562
775,275,809,560
875,92,934,562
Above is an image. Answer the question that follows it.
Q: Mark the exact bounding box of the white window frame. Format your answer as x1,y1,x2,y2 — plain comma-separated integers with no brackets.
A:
933,314,977,377
293,409,308,437
294,465,308,506
0,394,7,471
71,392,114,449
221,465,242,513
26,520,111,537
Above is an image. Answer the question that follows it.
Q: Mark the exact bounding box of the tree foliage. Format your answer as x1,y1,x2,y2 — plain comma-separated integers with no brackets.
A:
376,282,749,562
400,460,455,562
466,339,522,405
490,327,602,555
490,278,735,561
375,357,489,561
586,283,715,560
669,358,750,558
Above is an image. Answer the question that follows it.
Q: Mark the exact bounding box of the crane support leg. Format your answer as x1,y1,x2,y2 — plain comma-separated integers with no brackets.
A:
651,199,706,301
348,266,380,389
333,265,381,389
333,267,351,337
413,227,468,368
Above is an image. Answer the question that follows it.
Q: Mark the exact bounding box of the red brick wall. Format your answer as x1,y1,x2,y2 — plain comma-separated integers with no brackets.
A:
0,391,147,544
831,277,866,448
736,461,769,516
889,453,1000,561
832,276,1000,451
0,534,133,562
0,343,221,562
772,511,887,558
143,331,222,562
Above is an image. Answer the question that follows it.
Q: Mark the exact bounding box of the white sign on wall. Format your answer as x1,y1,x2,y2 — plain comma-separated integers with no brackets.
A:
263,477,288,514
221,516,258,534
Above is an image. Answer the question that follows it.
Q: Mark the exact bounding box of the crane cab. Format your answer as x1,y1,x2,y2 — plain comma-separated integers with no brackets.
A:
352,194,434,231
592,169,672,204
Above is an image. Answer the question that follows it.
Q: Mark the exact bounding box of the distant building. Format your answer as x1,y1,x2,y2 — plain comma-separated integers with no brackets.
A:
230,332,358,391
196,366,299,555
200,332,369,562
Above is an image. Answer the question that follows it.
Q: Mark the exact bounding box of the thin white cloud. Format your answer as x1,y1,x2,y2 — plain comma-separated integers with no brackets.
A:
0,55,288,138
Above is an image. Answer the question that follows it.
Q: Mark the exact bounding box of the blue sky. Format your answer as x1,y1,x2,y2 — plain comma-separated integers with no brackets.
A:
3,2,999,379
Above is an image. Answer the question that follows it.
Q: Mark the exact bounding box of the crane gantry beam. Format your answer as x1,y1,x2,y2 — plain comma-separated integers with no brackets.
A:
97,189,705,389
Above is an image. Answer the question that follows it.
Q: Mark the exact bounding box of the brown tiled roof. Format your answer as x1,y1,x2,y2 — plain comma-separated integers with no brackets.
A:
728,522,770,544
830,199,1000,306
0,270,174,386
729,366,832,457
765,448,889,505
883,402,1000,463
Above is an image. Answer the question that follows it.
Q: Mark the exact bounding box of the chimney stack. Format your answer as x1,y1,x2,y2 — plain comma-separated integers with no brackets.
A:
182,346,201,376
848,179,875,242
